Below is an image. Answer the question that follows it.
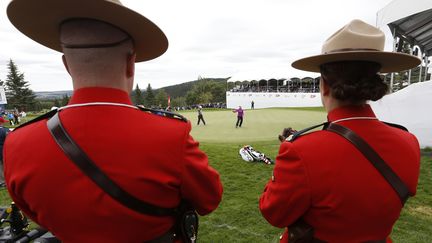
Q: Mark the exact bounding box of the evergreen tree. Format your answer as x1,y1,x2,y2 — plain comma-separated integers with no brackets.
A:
5,59,36,111
144,83,155,107
155,89,168,108
131,84,144,105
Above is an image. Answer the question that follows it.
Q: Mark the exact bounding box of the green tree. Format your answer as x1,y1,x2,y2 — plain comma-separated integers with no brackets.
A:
171,96,186,108
197,91,213,104
155,89,168,108
144,83,155,107
185,91,198,105
131,84,144,105
61,94,70,106
186,76,223,104
210,82,226,102
5,59,36,111
35,99,56,111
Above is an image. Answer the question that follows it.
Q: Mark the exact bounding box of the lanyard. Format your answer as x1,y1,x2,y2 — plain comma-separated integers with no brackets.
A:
58,102,138,111
331,116,378,123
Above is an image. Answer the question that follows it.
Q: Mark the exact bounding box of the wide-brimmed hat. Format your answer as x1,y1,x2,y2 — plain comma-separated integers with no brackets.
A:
292,19,420,73
7,0,168,62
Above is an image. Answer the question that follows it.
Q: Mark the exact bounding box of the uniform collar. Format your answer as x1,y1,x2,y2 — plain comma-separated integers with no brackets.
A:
68,87,133,106
327,104,376,122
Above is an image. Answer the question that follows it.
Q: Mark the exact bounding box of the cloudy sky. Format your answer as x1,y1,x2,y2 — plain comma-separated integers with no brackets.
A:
0,0,395,91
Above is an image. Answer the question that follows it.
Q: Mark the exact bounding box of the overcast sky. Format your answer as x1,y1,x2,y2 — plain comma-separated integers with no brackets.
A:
0,0,396,92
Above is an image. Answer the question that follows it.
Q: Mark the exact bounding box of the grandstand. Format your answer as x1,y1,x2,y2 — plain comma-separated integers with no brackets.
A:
372,0,432,148
226,76,321,109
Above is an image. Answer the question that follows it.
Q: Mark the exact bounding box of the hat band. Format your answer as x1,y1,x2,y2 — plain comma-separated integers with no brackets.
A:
61,36,131,49
325,48,380,54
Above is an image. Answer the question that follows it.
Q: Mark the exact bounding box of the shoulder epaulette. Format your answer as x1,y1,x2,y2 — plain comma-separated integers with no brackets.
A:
12,109,58,131
383,122,408,131
287,122,329,142
136,106,188,122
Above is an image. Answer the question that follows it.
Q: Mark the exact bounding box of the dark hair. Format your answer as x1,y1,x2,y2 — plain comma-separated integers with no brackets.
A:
320,61,388,102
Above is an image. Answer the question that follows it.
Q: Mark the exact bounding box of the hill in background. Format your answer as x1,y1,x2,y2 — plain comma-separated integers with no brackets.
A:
35,77,229,99
35,90,73,99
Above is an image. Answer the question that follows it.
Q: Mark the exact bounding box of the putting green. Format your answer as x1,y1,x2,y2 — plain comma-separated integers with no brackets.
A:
179,108,327,143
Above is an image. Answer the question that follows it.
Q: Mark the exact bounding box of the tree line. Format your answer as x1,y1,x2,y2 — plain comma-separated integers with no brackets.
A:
130,76,227,108
2,60,228,112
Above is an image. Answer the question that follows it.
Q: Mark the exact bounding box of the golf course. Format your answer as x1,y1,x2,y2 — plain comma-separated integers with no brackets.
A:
0,107,430,242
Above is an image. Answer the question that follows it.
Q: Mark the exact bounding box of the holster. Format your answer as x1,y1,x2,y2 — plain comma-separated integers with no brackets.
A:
175,201,199,243
287,220,314,243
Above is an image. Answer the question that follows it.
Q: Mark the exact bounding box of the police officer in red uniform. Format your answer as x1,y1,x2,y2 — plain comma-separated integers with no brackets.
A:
259,20,421,242
4,0,223,242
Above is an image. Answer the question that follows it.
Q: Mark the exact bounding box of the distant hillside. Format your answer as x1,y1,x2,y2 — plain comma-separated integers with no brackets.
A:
35,90,73,99
34,77,229,99
161,78,228,98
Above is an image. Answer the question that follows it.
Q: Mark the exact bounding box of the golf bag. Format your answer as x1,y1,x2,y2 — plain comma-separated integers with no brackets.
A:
239,145,274,165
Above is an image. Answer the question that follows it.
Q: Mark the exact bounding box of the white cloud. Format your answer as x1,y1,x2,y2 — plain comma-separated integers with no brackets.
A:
0,0,394,91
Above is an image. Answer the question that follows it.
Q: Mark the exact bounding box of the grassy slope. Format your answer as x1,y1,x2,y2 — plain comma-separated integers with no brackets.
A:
0,108,430,242
195,141,432,243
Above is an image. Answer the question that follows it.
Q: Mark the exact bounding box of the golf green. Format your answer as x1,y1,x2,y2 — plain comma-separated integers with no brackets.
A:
179,108,327,143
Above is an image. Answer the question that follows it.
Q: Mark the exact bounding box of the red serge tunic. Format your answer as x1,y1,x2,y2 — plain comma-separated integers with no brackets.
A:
4,87,223,243
259,105,420,243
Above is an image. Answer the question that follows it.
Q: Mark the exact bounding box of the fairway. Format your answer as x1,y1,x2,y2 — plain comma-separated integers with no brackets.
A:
180,107,432,242
180,108,327,143
0,107,430,242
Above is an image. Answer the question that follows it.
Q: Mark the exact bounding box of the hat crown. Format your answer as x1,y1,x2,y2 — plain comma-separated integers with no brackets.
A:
321,19,385,54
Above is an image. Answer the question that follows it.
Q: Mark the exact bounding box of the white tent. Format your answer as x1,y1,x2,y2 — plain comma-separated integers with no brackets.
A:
371,81,432,148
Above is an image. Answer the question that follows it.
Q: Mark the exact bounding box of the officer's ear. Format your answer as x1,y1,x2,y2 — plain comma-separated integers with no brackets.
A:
126,51,136,78
320,76,330,96
62,55,71,75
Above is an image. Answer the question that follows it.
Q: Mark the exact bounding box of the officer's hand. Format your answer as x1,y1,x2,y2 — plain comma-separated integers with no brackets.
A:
278,127,297,142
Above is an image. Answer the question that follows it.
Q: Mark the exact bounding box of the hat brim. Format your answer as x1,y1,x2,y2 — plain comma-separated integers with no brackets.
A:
7,0,168,62
292,51,421,73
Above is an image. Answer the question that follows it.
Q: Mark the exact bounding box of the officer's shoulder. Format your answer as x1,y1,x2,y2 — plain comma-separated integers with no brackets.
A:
286,122,328,142
383,121,408,132
136,106,188,123
12,109,58,132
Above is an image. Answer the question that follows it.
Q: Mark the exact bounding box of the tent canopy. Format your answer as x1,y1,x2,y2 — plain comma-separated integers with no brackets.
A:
377,0,432,55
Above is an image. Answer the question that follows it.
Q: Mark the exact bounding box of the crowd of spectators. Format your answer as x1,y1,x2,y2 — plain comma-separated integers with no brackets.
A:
172,102,226,111
1,109,27,126
148,102,227,113
229,80,320,93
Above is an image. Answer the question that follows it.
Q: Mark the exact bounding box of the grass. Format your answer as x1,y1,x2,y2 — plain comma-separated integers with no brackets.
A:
0,108,430,242
181,108,327,143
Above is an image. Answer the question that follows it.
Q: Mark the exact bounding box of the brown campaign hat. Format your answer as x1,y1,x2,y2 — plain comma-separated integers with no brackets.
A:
7,0,168,62
292,19,420,73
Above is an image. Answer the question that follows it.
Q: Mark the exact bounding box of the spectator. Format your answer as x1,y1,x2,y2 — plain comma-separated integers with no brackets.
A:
0,117,9,187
